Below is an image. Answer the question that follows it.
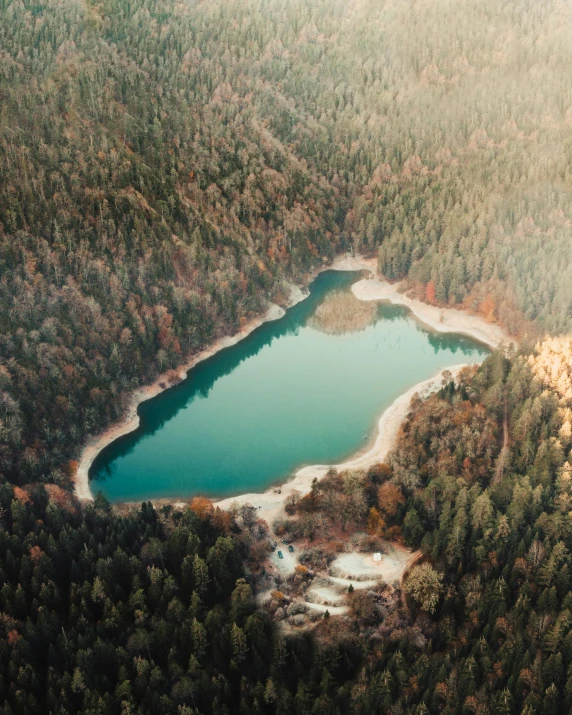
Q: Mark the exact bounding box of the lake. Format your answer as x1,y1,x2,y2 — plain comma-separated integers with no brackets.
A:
91,270,489,501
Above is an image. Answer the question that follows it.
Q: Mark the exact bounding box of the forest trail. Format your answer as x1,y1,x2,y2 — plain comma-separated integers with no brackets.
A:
503,396,510,450
494,393,510,483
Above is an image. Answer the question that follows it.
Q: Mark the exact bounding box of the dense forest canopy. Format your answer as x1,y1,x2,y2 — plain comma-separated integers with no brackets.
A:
1,0,572,486
0,486,364,713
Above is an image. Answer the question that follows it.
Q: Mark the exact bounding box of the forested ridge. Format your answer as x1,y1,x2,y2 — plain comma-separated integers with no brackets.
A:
2,0,572,487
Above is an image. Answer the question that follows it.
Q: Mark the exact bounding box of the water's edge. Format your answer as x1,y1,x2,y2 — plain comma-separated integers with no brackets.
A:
74,256,376,500
213,363,468,522
75,255,510,503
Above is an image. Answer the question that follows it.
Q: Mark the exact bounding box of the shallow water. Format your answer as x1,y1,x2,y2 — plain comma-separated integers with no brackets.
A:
91,271,488,501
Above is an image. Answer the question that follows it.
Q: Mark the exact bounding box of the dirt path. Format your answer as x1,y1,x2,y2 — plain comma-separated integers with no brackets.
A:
307,585,345,605
303,602,348,615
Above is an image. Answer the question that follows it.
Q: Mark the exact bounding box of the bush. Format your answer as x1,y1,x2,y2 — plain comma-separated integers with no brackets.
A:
299,547,336,571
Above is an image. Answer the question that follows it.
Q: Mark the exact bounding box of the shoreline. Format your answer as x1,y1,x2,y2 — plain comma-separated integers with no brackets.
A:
214,363,468,529
352,277,511,350
74,301,288,501
74,254,377,501
75,254,513,504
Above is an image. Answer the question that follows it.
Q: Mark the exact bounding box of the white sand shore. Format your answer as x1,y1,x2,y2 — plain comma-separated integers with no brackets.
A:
214,364,467,527
352,277,512,349
74,255,376,501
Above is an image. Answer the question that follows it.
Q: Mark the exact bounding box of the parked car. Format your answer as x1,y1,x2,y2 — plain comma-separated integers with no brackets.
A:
277,551,283,559
288,545,294,553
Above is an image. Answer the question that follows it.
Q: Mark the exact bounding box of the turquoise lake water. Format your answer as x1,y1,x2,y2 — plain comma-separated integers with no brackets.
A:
91,271,489,502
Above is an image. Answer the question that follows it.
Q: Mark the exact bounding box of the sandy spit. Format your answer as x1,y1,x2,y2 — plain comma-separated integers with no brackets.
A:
74,255,376,501
352,277,512,349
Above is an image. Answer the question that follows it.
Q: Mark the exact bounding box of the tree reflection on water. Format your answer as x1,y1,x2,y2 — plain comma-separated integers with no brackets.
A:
309,289,377,335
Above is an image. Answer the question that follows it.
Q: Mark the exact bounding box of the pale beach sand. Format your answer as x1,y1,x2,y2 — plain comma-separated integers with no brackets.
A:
352,277,511,349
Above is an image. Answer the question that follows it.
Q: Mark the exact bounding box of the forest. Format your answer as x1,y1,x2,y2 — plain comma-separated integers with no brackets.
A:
268,343,572,712
0,486,364,713
2,0,572,712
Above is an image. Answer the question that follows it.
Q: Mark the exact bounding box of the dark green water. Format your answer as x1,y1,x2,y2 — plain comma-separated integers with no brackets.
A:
91,271,488,502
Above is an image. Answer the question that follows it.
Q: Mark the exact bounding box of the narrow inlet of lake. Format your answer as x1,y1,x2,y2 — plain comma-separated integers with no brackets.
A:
90,271,489,501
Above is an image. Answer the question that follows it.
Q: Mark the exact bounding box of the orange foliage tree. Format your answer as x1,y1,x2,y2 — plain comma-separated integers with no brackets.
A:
190,497,214,520
367,506,386,535
377,482,405,519
425,280,436,305
480,294,496,321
